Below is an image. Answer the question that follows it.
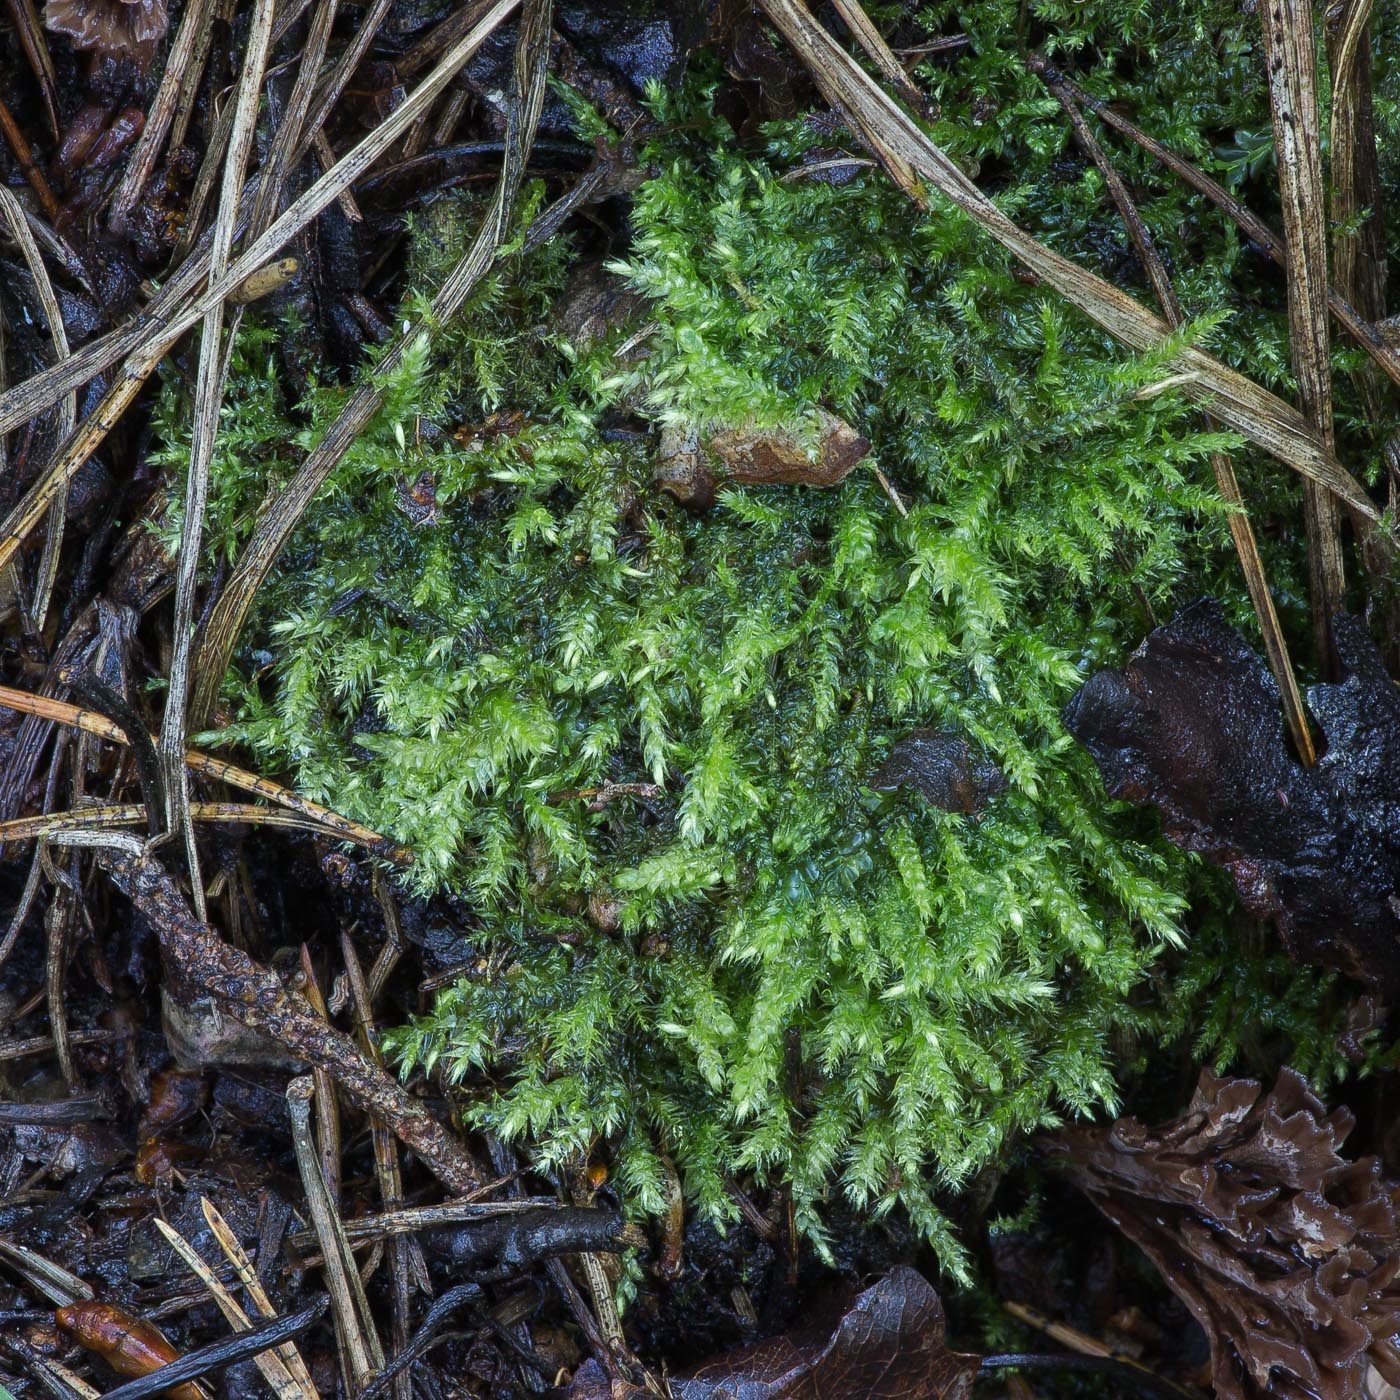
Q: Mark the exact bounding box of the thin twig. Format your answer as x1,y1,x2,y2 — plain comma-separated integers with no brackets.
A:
2,0,59,139
97,845,486,1194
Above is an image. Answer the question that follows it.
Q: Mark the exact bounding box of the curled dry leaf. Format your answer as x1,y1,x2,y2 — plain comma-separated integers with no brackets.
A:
870,729,1007,814
1063,598,1400,992
46,0,169,60
1051,1067,1400,1400
655,409,870,508
565,1267,978,1398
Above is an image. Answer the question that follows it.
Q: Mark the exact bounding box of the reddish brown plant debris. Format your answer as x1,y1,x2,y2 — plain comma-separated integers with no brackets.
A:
1063,598,1400,992
1051,1067,1400,1400
56,1301,204,1400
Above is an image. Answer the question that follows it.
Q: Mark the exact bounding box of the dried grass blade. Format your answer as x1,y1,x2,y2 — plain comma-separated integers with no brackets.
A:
1053,68,1400,396
190,0,552,726
0,1239,92,1306
108,0,220,232
1258,0,1344,665
0,187,74,632
153,1219,306,1400
1036,68,1314,763
296,945,343,1204
0,683,410,859
0,0,520,582
1325,0,1399,561
755,0,1385,540
341,934,416,1400
159,0,278,918
287,1078,384,1393
829,0,925,111
200,1200,320,1400
0,802,391,846
1327,0,1385,324
2,0,59,140
10,1346,101,1400
247,0,339,237
293,0,395,167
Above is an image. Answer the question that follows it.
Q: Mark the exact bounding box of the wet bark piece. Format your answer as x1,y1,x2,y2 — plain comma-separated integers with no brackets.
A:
870,729,1007,813
566,1267,978,1398
1052,1067,1400,1400
1063,598,1400,991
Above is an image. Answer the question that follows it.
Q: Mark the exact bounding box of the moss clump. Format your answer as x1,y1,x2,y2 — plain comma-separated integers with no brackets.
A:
166,15,1370,1267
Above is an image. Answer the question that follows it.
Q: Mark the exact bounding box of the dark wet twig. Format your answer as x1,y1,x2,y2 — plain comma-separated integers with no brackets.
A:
0,1095,110,1123
358,1284,483,1400
427,1207,646,1281
93,1298,330,1400
95,844,486,1193
58,666,164,834
980,1352,1201,1400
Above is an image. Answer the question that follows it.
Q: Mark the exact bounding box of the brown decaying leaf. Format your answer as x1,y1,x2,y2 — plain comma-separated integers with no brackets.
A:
1063,598,1400,992
1051,1067,1400,1400
655,409,870,508
565,1267,978,1398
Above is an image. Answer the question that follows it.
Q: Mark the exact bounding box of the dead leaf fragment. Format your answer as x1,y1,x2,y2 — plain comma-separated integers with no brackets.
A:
1063,598,1400,991
1051,1067,1400,1400
870,729,1007,814
565,1266,978,1398
655,409,870,507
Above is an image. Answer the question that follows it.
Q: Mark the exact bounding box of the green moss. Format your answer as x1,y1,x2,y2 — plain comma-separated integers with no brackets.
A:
157,12,1385,1273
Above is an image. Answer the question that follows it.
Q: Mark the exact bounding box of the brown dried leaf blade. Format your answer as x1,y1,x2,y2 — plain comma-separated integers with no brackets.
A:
1062,599,1400,991
1052,1067,1400,1400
